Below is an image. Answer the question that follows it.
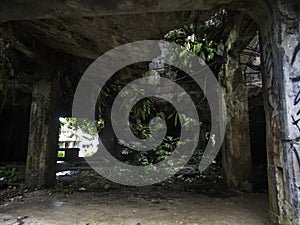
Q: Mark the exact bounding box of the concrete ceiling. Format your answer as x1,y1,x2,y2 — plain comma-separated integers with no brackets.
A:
0,0,234,22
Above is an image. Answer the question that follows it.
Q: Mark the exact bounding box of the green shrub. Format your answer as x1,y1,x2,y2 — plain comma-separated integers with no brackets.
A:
0,167,24,183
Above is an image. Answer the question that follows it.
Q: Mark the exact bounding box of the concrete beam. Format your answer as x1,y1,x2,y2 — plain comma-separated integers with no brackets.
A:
0,0,233,22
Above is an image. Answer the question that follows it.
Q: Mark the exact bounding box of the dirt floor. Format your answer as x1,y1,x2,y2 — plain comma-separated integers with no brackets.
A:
0,166,270,225
0,185,269,225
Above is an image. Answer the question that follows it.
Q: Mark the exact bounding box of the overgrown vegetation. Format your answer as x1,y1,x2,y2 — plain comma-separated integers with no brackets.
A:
59,10,228,169
59,117,104,137
91,12,230,167
55,171,116,192
165,9,227,64
0,167,24,183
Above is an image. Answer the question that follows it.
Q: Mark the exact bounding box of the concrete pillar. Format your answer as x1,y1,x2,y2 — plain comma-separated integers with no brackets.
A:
280,25,300,225
97,97,123,161
222,68,253,192
259,4,300,224
25,78,59,187
221,15,256,192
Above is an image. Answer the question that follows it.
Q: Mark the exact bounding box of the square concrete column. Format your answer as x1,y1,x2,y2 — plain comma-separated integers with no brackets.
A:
260,10,300,224
220,16,256,192
25,79,59,187
222,66,253,192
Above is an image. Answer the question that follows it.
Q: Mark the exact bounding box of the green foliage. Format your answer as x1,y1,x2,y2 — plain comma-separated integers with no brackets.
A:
60,117,104,136
0,167,24,183
165,24,218,63
61,117,76,129
55,171,118,192
138,136,178,166
76,118,100,136
94,18,224,167
267,221,281,225
97,83,123,115
127,114,202,166
136,135,205,168
188,148,204,165
131,98,154,122
114,97,205,166
98,84,157,127
57,151,65,158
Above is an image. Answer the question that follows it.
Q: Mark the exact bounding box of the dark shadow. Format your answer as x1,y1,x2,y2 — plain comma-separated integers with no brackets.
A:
248,91,268,192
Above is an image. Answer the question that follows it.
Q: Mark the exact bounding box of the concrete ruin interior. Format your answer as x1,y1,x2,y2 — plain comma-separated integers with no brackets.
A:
0,0,300,224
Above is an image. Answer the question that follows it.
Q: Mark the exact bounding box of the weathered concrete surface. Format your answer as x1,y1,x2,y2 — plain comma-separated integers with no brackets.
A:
258,1,300,224
0,0,234,22
277,19,300,225
221,14,257,192
25,77,60,187
0,12,206,60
